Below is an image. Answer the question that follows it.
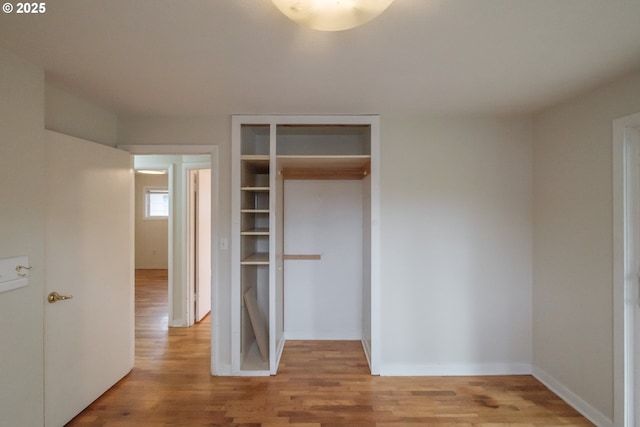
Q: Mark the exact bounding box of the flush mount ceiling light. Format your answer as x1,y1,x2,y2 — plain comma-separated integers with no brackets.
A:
136,170,167,175
271,0,394,31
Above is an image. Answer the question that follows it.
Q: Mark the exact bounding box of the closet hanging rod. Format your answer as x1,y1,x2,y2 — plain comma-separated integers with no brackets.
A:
283,254,322,261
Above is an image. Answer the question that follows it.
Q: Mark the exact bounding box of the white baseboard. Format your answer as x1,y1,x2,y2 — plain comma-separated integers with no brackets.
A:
361,338,372,370
275,336,286,370
212,363,232,376
379,362,532,376
532,366,612,427
169,317,186,327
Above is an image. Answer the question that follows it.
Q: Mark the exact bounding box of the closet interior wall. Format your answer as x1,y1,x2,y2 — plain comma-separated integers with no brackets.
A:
283,179,364,340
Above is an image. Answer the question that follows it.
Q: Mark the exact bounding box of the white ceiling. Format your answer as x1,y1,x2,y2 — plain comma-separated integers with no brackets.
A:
1,0,640,117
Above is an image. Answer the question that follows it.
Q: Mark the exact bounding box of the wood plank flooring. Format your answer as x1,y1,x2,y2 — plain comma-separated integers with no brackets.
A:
66,269,593,427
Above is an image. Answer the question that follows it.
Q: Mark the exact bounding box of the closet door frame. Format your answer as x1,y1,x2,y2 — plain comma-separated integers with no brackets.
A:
231,114,381,375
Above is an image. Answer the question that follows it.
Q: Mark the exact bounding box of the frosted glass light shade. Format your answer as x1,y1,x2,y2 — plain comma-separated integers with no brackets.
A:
136,169,166,175
271,0,394,31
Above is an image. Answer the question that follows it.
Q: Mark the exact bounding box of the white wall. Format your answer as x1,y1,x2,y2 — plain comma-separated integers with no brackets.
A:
0,47,45,426
45,83,118,147
379,115,533,375
532,70,640,423
135,173,169,269
119,115,534,377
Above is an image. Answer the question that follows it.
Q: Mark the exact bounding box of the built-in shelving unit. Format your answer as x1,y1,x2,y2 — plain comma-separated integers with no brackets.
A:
231,116,380,376
233,124,272,373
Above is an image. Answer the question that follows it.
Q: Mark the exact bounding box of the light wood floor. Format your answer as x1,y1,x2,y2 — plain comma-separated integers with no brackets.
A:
67,269,593,427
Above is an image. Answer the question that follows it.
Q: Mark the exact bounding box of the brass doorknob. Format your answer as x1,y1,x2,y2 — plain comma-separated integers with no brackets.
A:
47,292,73,303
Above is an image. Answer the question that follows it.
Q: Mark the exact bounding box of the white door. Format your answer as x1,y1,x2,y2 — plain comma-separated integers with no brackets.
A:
44,131,133,427
284,180,363,339
195,169,212,321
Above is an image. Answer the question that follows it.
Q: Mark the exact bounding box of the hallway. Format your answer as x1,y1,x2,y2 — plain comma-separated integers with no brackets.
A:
66,270,592,426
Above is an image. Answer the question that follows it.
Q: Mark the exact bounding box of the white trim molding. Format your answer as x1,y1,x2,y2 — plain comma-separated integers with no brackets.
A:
182,160,212,328
533,366,613,427
119,144,222,376
613,111,640,427
379,363,532,376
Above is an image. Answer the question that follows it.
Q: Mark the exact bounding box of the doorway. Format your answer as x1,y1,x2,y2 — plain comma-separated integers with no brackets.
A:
613,112,640,427
133,153,214,328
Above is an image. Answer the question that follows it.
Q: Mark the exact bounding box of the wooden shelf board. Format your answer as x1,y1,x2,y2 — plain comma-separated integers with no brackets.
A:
241,228,270,235
276,155,370,168
241,186,270,192
282,168,368,180
241,155,269,161
277,155,370,180
241,209,270,214
276,124,370,134
241,253,269,264
283,254,321,260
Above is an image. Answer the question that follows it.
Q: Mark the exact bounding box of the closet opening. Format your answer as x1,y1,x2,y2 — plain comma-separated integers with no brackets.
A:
231,116,379,376
278,125,371,346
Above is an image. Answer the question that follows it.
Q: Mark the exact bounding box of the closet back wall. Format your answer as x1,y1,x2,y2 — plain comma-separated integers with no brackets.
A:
284,179,364,340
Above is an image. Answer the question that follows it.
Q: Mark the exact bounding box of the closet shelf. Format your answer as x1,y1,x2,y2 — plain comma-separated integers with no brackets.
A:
283,254,321,260
277,155,369,166
241,186,270,192
277,155,370,180
241,253,270,265
241,209,270,214
241,228,269,235
241,155,269,162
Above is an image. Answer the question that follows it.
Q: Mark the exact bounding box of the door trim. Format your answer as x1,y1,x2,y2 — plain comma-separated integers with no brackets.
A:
184,163,212,326
118,144,220,374
613,111,640,427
